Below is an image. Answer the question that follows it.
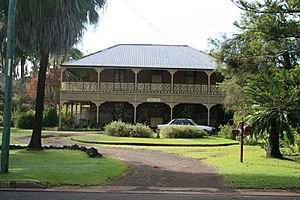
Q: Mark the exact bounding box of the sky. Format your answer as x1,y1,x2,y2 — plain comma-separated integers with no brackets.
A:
78,0,242,54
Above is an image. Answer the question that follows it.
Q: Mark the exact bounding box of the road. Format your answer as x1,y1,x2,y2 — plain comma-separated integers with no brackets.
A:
0,191,299,200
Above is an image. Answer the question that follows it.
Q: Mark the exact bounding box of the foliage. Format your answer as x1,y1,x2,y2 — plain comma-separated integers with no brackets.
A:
104,121,154,138
13,110,35,129
43,107,58,127
218,124,236,140
14,0,106,55
244,67,300,158
60,48,84,63
4,0,107,148
294,134,300,152
0,111,3,126
210,0,300,110
61,110,75,129
74,119,90,129
12,93,32,113
161,126,207,138
129,123,154,138
28,68,61,107
210,0,300,158
104,121,132,137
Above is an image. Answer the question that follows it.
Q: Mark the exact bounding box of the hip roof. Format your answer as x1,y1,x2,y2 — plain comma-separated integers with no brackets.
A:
62,44,216,70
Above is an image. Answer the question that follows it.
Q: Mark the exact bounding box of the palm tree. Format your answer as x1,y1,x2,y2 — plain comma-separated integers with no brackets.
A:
13,0,106,149
245,67,300,158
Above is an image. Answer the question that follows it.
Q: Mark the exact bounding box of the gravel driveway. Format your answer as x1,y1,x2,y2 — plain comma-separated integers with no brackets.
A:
98,147,229,191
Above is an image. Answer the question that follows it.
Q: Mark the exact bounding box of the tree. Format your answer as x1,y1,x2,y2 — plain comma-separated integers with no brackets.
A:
13,0,106,149
28,68,61,108
244,67,300,158
210,0,300,158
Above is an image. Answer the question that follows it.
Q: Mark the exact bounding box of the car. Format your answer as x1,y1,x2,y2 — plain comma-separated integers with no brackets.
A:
157,118,216,134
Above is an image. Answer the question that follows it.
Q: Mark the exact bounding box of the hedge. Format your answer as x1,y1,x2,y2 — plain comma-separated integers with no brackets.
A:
104,121,154,138
160,125,207,138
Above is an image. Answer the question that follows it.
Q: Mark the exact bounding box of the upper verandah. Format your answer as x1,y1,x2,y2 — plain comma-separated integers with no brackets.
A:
62,44,216,70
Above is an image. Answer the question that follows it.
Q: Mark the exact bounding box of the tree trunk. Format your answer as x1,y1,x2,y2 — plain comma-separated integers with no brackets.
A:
283,51,292,69
20,53,26,80
266,125,283,159
28,51,49,149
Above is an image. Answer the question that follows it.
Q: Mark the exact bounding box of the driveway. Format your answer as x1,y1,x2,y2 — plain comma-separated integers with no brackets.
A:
17,134,230,191
99,147,229,190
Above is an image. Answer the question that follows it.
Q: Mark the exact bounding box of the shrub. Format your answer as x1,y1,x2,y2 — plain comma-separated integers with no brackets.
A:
294,134,300,152
13,110,35,129
61,111,75,128
104,121,154,138
75,118,90,129
104,121,132,137
218,124,236,140
43,107,58,127
0,111,3,127
130,123,154,138
161,125,207,138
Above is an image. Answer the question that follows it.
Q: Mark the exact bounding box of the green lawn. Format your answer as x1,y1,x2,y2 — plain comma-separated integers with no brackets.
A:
70,134,238,146
0,149,127,186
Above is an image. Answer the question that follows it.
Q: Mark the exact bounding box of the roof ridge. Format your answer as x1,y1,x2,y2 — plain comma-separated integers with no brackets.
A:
117,43,189,47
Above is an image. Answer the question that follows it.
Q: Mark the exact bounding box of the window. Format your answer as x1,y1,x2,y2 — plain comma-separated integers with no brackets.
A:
151,71,163,83
185,71,196,84
114,69,125,82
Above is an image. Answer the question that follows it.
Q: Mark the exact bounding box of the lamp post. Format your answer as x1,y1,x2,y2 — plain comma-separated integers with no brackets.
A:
1,0,18,174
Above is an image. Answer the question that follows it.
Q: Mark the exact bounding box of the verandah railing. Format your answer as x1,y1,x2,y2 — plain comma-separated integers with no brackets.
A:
61,82,224,95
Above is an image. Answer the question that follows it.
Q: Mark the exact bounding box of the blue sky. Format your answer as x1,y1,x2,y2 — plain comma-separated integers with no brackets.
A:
78,0,242,54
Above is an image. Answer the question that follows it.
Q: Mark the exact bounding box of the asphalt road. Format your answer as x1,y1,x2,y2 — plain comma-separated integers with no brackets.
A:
0,191,299,200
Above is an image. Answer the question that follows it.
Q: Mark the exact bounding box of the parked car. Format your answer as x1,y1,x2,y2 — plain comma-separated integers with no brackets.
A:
157,118,216,134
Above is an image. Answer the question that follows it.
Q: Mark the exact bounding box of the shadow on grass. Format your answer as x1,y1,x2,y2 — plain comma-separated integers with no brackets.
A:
107,161,300,190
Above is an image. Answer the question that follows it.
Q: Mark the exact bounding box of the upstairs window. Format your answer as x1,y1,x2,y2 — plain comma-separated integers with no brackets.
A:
185,71,196,84
151,71,163,83
114,69,125,82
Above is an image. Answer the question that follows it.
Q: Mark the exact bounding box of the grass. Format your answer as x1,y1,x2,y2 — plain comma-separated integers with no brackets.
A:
70,134,238,146
0,149,128,186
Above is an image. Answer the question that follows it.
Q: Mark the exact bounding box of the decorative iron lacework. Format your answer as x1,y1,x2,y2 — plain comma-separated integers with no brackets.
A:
61,82,224,95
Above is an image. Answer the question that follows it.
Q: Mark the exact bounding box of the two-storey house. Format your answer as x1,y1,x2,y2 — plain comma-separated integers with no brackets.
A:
59,44,226,128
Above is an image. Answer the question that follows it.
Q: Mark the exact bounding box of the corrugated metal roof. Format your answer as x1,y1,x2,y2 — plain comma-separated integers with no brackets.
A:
62,44,216,70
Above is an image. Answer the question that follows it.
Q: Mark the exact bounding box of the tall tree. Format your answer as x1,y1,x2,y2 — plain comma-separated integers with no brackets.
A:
13,0,106,149
244,68,300,158
211,0,300,158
